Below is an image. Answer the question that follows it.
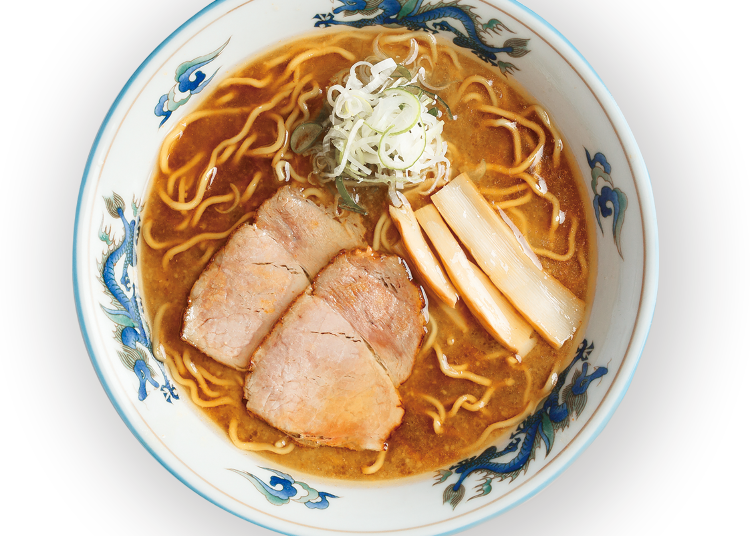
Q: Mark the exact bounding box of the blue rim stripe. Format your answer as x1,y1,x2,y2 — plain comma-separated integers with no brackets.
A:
73,1,659,534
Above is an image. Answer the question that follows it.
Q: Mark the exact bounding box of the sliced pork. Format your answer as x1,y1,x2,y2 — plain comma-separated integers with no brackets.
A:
244,249,425,451
182,186,365,370
244,291,403,451
257,186,365,276
313,249,426,386
182,225,309,370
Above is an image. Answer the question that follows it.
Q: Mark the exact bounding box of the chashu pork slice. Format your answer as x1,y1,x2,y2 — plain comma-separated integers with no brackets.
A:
314,249,426,386
182,224,309,370
244,291,403,451
182,186,365,370
256,186,365,276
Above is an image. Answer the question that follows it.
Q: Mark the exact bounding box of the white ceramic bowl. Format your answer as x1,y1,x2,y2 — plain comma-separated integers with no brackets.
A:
73,1,658,534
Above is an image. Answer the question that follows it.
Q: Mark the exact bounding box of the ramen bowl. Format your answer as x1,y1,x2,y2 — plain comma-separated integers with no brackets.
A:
73,0,658,534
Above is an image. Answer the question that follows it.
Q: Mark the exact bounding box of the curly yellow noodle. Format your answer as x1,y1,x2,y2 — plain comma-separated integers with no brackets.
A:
240,172,262,203
193,365,239,387
435,343,492,386
182,351,222,397
479,103,546,174
460,92,485,104
190,191,236,227
301,187,326,201
278,73,315,115
162,211,254,269
420,394,446,421
246,113,287,156
577,246,588,276
174,211,192,232
438,44,463,72
514,171,562,231
297,82,322,123
417,316,438,359
523,104,563,167
218,74,273,88
448,387,496,418
327,30,376,46
159,128,183,175
454,75,499,108
425,411,444,435
217,144,237,166
484,128,544,176
159,107,255,175
142,220,181,250
273,160,290,182
379,31,438,64
533,217,578,261
150,302,171,363
361,450,388,475
371,212,388,251
159,91,291,212
167,152,204,196
232,133,259,164
265,52,291,69
288,162,308,183
164,352,233,408
216,184,241,214
495,189,533,209
379,216,395,252
284,47,356,77
481,184,528,197
482,349,512,361
468,400,534,451
215,91,236,105
482,117,523,166
197,245,216,265
228,418,295,454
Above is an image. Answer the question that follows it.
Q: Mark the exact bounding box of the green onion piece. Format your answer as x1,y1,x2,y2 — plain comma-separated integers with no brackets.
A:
335,176,367,215
313,102,332,124
427,107,439,117
290,122,324,154
390,65,412,80
400,85,454,120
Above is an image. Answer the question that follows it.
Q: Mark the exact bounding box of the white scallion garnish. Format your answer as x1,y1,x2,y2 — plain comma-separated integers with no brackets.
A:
310,59,450,188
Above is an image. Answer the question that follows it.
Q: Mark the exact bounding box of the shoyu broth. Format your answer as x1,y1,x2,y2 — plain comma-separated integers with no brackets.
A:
139,30,595,480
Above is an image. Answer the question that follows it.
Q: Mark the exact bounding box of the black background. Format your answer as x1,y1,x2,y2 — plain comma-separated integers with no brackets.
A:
1,1,746,534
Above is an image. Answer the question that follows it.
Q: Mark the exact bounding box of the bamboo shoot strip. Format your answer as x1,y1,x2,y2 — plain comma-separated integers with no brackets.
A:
389,204,459,307
431,174,583,348
415,205,536,356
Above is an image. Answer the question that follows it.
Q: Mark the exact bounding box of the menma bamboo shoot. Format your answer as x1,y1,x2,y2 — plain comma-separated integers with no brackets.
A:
389,204,459,307
415,204,536,357
431,174,583,348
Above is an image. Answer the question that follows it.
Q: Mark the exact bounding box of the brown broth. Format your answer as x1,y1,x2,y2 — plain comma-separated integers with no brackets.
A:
139,30,595,481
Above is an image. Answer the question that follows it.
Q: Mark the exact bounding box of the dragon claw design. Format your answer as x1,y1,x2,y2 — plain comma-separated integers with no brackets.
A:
439,340,608,508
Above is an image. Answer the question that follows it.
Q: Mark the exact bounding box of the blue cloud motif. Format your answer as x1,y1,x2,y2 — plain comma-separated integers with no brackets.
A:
586,148,628,258
154,38,230,126
228,467,338,510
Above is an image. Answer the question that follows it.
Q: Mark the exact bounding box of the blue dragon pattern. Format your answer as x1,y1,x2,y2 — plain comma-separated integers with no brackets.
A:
314,0,530,73
435,340,607,508
98,193,178,403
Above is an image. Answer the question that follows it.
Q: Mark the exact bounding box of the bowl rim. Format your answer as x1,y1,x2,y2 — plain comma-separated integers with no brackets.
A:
72,0,659,534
